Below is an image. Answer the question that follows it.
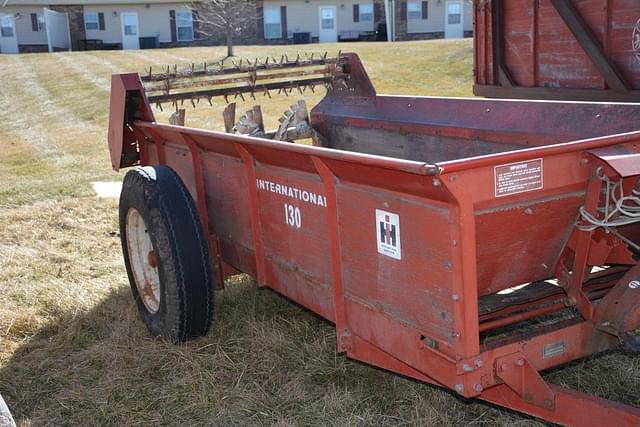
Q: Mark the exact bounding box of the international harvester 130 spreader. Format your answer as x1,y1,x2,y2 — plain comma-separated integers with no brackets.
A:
108,51,640,425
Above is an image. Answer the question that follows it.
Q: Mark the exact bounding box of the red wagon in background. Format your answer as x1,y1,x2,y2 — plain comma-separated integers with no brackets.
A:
108,52,640,426
474,0,640,102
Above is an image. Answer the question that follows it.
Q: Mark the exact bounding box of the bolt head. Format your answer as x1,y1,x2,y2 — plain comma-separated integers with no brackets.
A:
474,383,483,392
454,383,464,394
515,358,525,367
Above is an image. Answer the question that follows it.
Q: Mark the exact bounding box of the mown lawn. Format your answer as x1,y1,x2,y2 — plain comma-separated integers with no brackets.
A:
0,39,638,426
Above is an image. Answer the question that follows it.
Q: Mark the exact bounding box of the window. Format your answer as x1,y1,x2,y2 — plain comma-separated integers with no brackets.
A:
0,15,13,37
359,4,373,22
264,6,281,39
407,2,421,20
38,14,45,31
321,7,335,29
31,13,45,31
176,10,193,41
447,3,461,24
85,12,98,30
123,13,137,36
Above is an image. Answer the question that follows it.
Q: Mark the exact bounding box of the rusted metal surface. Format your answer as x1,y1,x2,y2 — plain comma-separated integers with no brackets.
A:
141,53,346,110
595,265,640,350
475,0,640,102
221,100,317,143
108,52,640,425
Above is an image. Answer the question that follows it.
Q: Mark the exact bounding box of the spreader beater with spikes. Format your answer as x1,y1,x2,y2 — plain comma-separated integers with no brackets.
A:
108,50,640,426
139,52,344,143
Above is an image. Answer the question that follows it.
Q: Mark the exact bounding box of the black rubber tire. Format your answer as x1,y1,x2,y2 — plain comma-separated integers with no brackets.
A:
119,165,214,343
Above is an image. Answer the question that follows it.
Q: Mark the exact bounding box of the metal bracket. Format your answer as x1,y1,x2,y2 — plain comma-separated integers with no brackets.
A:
555,170,603,320
495,353,555,410
594,265,640,351
338,328,353,353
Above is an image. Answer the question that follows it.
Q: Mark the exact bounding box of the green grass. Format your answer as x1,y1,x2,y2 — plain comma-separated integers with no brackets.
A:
0,39,637,425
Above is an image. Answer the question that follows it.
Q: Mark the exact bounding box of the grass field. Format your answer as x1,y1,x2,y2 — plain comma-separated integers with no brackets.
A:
0,39,639,426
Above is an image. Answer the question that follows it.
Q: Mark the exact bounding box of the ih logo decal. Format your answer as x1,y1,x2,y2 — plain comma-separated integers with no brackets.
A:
634,18,640,63
376,209,401,260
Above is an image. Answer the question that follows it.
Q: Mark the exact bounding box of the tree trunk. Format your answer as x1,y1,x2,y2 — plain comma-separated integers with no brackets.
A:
226,33,234,57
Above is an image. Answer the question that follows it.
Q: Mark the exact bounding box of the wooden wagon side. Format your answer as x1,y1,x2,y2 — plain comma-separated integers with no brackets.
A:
474,0,640,102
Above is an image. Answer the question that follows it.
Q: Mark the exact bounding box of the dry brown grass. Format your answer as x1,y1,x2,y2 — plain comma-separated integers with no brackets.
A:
0,39,638,425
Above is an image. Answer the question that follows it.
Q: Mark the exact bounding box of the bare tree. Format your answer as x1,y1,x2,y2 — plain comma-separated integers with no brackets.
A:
194,0,259,58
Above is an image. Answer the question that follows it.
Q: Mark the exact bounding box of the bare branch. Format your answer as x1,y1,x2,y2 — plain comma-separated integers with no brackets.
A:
191,0,260,57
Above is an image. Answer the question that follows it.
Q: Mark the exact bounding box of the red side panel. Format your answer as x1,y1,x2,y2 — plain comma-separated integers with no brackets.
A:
107,73,154,170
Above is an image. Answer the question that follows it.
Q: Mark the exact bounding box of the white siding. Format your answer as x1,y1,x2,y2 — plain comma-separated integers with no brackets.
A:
0,6,48,45
464,0,472,32
83,3,187,44
263,0,375,39
407,0,473,34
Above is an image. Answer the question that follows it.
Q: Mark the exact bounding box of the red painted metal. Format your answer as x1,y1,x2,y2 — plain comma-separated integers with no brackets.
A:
311,156,350,352
235,143,267,287
107,53,640,426
588,145,640,178
495,352,556,410
474,0,640,102
595,265,640,345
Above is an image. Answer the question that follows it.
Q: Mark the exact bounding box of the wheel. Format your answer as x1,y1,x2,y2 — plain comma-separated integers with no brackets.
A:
0,393,16,427
119,165,214,342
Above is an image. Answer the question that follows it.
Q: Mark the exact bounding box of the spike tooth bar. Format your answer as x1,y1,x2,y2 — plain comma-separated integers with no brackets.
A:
145,54,348,107
144,67,334,94
141,53,341,82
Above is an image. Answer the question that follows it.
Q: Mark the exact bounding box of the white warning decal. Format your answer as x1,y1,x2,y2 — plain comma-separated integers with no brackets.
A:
494,158,543,197
376,209,401,260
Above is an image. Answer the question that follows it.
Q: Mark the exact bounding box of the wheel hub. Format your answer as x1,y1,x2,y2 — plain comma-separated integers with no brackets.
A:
125,208,161,313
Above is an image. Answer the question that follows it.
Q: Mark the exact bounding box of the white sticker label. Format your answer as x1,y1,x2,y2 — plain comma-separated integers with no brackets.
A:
629,280,640,289
543,341,565,359
494,159,543,197
376,209,401,260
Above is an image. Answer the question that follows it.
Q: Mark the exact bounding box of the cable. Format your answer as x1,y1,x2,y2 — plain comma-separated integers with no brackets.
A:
577,171,640,232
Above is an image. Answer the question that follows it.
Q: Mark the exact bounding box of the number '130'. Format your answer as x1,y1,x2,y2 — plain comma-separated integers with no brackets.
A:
284,204,301,228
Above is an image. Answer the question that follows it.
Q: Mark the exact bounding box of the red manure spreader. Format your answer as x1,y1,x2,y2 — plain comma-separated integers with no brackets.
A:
108,34,640,427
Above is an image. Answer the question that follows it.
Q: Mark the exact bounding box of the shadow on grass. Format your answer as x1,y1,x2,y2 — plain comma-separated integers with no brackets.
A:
0,279,535,426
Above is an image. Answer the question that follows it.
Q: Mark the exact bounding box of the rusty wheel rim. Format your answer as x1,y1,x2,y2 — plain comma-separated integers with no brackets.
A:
126,208,161,314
